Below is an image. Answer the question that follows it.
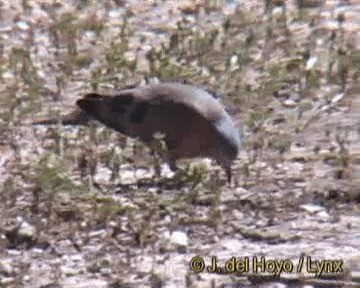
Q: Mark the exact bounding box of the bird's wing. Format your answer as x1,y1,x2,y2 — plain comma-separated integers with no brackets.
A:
130,83,226,123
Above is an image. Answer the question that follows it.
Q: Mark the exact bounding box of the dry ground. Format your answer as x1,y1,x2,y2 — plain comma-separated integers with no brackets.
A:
0,1,359,287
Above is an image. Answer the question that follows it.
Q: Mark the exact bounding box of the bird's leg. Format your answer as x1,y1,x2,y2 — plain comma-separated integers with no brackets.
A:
149,149,161,179
225,166,232,185
168,159,178,172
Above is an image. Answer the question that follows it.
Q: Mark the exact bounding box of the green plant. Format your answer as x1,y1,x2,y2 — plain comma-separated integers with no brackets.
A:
244,110,270,132
105,41,137,74
261,56,302,96
269,134,292,155
146,47,197,81
52,12,79,55
32,153,84,215
94,198,133,224
335,133,350,179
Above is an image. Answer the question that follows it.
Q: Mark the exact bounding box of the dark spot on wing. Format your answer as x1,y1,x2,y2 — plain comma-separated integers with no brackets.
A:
112,94,134,114
130,102,149,124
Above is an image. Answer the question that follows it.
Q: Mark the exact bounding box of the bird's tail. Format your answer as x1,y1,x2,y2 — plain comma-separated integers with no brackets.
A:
31,109,91,126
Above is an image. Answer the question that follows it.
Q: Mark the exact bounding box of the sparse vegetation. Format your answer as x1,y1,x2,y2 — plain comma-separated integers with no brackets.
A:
0,1,358,287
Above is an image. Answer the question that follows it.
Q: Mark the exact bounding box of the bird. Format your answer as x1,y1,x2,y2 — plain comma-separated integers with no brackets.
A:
33,82,241,183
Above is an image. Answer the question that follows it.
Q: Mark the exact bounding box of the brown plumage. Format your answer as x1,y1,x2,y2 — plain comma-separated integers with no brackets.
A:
34,82,241,182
